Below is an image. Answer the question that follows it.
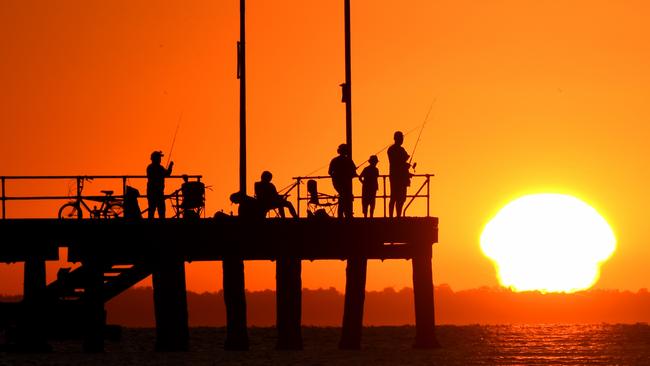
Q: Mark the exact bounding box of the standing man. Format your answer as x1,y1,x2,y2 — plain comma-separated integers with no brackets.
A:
359,155,379,218
329,143,357,218
387,131,411,217
147,150,173,219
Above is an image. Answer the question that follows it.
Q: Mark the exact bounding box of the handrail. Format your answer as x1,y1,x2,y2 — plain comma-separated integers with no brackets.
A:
292,173,434,217
0,174,202,219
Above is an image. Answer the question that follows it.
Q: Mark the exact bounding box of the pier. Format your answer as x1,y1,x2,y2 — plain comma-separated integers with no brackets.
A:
0,216,438,351
0,0,441,352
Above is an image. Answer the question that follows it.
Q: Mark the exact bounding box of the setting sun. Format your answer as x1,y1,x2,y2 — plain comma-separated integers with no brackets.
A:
481,194,616,293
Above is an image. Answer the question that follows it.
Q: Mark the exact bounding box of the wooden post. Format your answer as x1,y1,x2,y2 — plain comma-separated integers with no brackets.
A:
18,257,50,352
152,258,189,351
339,257,367,349
82,260,105,353
412,246,439,348
222,258,249,350
276,258,302,350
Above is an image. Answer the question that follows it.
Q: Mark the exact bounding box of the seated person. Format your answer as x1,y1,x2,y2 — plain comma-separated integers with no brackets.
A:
254,171,298,218
229,191,265,220
123,185,143,219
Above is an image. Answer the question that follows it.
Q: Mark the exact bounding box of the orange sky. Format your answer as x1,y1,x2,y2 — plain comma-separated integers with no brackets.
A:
1,0,649,295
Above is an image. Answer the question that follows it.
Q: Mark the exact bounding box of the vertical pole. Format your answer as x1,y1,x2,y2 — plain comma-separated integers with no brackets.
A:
230,3,250,337
412,246,439,348
296,179,301,217
76,177,82,219
122,176,127,198
1,177,5,219
344,0,352,155
223,259,249,350
239,0,247,195
426,175,430,217
83,260,105,352
382,176,387,217
152,258,189,351
339,257,367,349
276,258,302,350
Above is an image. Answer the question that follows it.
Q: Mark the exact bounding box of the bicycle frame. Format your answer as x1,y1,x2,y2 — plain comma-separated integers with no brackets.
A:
59,178,124,219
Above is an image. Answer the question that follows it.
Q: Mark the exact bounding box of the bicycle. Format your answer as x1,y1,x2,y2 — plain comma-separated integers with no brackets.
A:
58,178,124,219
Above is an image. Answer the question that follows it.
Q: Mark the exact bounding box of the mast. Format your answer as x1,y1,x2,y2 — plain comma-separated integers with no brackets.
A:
238,0,247,194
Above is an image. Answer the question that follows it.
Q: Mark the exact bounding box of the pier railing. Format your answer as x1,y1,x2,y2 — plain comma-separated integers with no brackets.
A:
289,173,434,217
0,175,202,219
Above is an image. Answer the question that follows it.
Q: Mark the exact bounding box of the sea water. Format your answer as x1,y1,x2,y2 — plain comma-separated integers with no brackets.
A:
2,324,649,365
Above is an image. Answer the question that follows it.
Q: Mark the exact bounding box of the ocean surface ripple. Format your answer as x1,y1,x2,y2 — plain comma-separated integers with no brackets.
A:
2,324,649,365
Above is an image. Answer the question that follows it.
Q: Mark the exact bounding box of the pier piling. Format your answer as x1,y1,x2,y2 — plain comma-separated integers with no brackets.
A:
222,258,249,350
152,257,189,351
339,257,367,349
276,258,302,350
82,260,105,353
412,245,439,348
19,256,49,352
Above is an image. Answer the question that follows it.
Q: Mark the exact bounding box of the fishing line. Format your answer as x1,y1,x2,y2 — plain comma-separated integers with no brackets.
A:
166,111,183,167
408,98,437,170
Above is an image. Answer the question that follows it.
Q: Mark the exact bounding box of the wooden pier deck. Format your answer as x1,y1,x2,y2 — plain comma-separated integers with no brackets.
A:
0,217,438,352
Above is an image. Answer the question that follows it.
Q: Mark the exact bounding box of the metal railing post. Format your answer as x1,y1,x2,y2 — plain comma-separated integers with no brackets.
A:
76,177,83,219
1,177,6,219
296,178,301,217
383,176,387,218
426,175,430,217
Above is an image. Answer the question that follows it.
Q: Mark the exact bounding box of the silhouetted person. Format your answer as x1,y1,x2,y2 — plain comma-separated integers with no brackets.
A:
147,150,173,219
254,171,298,218
229,191,265,220
359,155,379,218
123,185,143,219
387,131,411,217
328,143,357,218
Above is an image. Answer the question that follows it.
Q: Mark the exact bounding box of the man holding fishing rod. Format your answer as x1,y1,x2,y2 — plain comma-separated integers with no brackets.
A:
147,150,174,219
146,114,181,219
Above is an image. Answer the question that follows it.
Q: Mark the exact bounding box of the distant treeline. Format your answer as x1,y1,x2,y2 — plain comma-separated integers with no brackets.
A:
3,285,649,326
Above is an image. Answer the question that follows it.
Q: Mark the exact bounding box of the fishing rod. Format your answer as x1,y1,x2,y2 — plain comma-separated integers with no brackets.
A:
166,111,183,167
277,120,427,194
278,99,437,193
408,98,436,172
353,125,421,170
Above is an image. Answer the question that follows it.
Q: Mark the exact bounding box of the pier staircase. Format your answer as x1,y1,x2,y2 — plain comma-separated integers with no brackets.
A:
47,263,152,303
0,263,151,343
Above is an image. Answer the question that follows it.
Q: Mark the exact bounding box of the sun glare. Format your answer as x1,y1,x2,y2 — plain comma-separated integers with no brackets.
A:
480,194,616,293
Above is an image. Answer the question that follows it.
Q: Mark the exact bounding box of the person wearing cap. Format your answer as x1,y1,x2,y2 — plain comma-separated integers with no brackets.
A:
359,155,380,218
146,150,174,219
328,143,357,218
387,131,411,217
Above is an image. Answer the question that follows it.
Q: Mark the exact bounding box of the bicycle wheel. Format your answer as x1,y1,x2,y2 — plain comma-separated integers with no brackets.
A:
103,202,124,219
58,202,82,219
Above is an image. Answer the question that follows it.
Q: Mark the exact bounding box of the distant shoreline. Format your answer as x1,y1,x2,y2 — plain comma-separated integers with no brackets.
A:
4,285,647,326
